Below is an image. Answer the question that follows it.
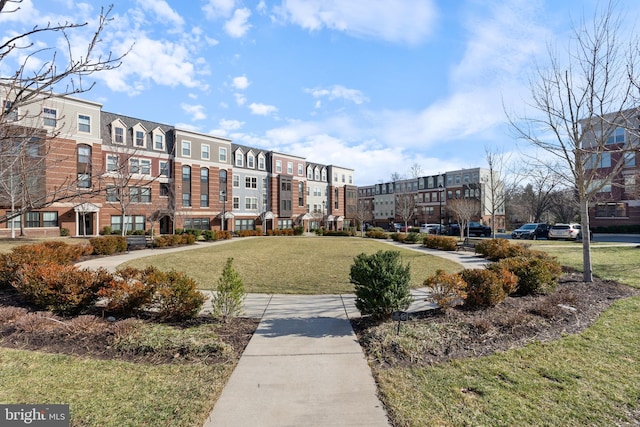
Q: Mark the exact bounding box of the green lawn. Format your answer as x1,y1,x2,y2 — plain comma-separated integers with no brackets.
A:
371,242,640,426
121,237,462,294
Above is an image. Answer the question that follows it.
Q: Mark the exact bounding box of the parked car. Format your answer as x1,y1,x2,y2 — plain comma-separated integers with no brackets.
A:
548,223,581,240
419,224,443,234
447,223,461,236
511,223,549,240
466,221,492,237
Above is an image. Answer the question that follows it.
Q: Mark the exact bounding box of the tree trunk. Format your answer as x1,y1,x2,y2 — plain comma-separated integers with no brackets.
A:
580,197,593,282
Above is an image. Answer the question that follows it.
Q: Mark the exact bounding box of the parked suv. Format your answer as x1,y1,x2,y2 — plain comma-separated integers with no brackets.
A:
511,223,549,240
548,223,581,240
419,224,443,234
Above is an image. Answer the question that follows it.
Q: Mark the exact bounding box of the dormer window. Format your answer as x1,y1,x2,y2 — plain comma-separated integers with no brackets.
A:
247,152,255,168
235,150,244,167
258,154,265,170
132,123,147,148
135,130,144,147
111,119,126,144
152,127,165,151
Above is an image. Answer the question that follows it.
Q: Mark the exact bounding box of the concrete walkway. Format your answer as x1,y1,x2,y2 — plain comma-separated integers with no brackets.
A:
75,239,488,427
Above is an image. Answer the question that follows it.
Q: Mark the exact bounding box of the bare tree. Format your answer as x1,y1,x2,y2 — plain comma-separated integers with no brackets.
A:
101,146,161,236
353,198,373,236
548,187,580,224
408,163,423,179
0,2,128,227
447,198,480,240
508,1,639,281
485,147,509,237
394,187,416,231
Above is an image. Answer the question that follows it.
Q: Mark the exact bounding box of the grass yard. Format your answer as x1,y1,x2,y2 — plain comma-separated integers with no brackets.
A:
121,237,462,294
376,297,640,426
536,244,640,286
368,243,640,426
0,348,232,426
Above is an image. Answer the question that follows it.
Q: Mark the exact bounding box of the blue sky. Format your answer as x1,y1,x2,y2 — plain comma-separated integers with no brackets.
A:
2,0,638,185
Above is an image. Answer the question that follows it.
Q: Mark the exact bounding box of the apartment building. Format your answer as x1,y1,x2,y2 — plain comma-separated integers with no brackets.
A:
0,88,355,237
359,168,505,230
580,111,640,229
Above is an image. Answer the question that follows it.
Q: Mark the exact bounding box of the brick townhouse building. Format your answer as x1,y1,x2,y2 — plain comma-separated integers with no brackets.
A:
358,168,505,230
0,88,355,237
580,110,640,229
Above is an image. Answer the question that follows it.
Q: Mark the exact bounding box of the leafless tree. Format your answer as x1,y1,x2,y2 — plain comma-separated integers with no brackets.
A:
408,163,423,179
353,198,374,236
485,147,510,237
548,187,580,224
447,197,480,240
508,1,639,281
395,189,416,231
0,2,128,229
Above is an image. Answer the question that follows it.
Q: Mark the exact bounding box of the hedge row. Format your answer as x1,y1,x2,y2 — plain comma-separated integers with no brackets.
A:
423,235,458,251
1,242,206,319
424,239,562,309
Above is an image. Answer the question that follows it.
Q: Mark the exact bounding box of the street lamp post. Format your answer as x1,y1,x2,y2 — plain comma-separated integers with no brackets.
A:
322,200,326,229
438,183,444,234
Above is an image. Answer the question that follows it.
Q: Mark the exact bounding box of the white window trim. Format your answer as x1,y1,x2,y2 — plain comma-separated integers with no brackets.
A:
182,140,191,157
78,114,91,133
219,147,228,162
201,144,210,160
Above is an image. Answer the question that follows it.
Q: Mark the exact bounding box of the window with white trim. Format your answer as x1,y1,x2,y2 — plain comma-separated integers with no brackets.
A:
298,164,303,176
154,134,164,150
258,154,265,170
247,154,255,168
233,174,239,187
129,158,140,174
140,159,151,175
114,127,124,144
201,144,210,160
219,147,227,162
182,141,191,157
106,155,119,171
135,130,145,147
276,160,282,173
287,162,293,174
235,152,243,167
159,161,169,177
43,107,56,127
78,115,91,133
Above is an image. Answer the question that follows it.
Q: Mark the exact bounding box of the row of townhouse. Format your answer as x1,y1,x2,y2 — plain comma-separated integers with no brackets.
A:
357,167,506,231
0,89,356,237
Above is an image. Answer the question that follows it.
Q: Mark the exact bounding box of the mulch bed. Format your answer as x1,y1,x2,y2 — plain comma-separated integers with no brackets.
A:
352,273,640,368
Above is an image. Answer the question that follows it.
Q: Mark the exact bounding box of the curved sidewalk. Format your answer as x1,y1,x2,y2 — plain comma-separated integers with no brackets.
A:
75,240,487,427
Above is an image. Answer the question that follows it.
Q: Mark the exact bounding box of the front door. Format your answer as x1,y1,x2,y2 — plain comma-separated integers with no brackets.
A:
81,213,92,236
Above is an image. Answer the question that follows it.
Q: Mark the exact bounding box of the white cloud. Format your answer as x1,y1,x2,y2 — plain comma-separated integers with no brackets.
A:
136,0,184,28
220,119,245,130
234,93,247,106
305,85,369,105
232,75,251,90
180,103,207,120
225,8,252,37
249,102,278,116
202,0,237,19
275,0,437,45
95,34,206,94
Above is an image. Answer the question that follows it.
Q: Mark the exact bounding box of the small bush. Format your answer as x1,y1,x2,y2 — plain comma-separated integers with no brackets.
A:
216,230,232,240
365,230,388,239
147,269,206,321
211,258,245,322
293,226,305,235
489,255,562,295
183,228,203,238
202,230,216,241
12,262,104,315
90,236,127,255
96,267,157,316
423,269,466,310
403,232,421,243
100,226,113,236
350,250,412,321
423,235,458,251
475,239,530,261
60,228,70,236
461,268,516,308
322,230,353,237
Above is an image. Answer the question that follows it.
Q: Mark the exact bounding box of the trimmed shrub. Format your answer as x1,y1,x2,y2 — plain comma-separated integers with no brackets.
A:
183,228,203,239
12,262,104,315
423,269,466,310
403,232,421,243
216,230,232,240
293,226,305,235
60,228,70,236
365,230,388,239
423,235,458,251
211,258,245,322
147,269,205,321
461,268,516,308
236,229,261,237
475,238,530,261
96,266,157,316
350,250,412,321
489,254,562,295
90,236,127,255
202,230,216,241
322,229,353,236
100,226,113,235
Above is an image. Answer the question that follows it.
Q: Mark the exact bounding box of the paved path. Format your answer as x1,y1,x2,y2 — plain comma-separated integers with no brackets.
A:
75,238,488,427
